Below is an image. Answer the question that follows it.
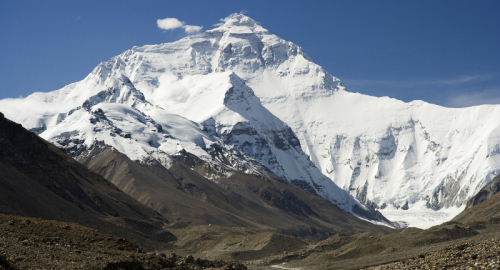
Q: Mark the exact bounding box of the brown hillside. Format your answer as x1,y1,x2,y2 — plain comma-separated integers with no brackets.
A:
0,112,173,250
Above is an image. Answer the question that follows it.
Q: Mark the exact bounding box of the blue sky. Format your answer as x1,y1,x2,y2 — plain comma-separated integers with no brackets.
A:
1,0,499,107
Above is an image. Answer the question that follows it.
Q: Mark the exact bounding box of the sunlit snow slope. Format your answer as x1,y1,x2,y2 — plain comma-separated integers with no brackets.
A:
2,13,499,228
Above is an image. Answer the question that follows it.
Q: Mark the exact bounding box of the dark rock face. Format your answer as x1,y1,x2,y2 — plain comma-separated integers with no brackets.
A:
258,186,318,217
202,113,319,195
401,201,409,210
291,180,318,195
453,175,500,225
54,138,88,157
466,174,500,209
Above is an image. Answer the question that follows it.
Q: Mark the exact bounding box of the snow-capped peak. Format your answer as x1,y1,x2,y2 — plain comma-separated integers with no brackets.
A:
82,74,154,112
209,13,269,35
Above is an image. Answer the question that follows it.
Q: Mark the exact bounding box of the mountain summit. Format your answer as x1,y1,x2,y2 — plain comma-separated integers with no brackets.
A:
1,13,499,228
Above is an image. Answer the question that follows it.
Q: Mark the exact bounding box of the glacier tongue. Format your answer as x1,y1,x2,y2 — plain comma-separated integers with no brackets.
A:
1,13,500,228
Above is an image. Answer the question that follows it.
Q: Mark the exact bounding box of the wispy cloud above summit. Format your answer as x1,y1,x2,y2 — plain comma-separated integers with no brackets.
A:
341,74,499,107
446,88,500,107
343,74,495,89
157,17,202,34
183,25,203,34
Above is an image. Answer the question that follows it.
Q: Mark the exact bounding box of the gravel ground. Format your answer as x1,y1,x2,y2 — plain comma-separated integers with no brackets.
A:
0,214,246,270
364,237,500,270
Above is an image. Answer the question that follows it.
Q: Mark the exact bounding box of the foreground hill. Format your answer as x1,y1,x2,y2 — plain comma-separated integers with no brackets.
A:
0,112,173,250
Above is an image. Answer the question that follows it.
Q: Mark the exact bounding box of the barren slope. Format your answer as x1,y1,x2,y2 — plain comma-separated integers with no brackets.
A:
0,112,172,250
78,142,395,239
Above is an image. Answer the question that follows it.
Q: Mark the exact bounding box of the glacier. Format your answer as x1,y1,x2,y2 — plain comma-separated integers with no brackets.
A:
1,13,499,228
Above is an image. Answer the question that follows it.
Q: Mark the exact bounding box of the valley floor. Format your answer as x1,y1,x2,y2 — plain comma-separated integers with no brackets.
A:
256,222,500,270
2,212,500,270
174,221,500,270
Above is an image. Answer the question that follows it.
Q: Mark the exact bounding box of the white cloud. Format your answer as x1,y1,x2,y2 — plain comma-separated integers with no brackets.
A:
0,94,76,130
154,73,190,103
157,17,202,34
183,25,203,34
157,18,184,30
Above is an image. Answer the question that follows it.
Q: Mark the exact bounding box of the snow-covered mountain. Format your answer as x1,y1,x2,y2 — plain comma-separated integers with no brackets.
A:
2,13,499,228
0,52,377,221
